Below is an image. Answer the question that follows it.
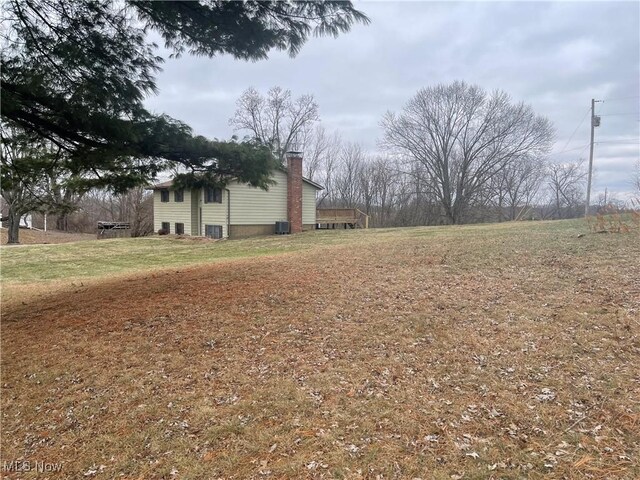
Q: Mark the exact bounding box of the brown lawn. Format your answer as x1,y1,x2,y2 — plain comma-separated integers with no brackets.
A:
1,228,96,245
1,221,639,479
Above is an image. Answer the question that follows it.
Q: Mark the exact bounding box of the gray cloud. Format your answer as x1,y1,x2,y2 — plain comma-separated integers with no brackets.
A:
145,1,639,196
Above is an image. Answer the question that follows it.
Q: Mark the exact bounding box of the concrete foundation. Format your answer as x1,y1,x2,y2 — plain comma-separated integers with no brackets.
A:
229,224,316,239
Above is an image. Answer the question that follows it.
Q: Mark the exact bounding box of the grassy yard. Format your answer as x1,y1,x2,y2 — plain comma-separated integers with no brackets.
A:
0,228,96,245
1,220,639,479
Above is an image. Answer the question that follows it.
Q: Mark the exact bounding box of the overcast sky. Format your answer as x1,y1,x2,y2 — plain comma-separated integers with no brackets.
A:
145,1,640,198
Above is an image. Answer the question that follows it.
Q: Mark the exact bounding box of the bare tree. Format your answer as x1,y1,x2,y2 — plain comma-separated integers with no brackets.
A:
230,86,319,163
595,189,625,212
381,81,554,224
299,125,345,190
300,125,329,180
358,160,376,216
491,155,547,220
400,164,446,226
546,159,587,219
303,128,342,206
357,156,401,226
114,187,154,237
374,157,404,227
333,142,365,207
59,187,153,236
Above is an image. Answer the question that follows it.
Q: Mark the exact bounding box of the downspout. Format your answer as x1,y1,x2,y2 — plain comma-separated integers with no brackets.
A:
225,188,231,239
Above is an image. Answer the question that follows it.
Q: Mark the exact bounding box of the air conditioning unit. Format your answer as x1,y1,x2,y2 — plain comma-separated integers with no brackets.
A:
275,221,289,234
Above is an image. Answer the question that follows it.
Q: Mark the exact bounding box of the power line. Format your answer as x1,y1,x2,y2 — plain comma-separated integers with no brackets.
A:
554,143,591,155
558,107,591,154
577,143,590,158
558,143,590,161
598,112,640,117
601,95,640,102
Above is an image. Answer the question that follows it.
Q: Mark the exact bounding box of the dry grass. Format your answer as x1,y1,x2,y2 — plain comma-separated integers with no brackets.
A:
0,228,96,245
1,220,639,479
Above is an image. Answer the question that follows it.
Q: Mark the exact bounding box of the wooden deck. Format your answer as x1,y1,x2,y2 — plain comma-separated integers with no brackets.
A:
316,208,369,229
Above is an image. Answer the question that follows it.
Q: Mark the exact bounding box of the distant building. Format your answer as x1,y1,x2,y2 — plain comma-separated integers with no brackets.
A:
150,153,322,238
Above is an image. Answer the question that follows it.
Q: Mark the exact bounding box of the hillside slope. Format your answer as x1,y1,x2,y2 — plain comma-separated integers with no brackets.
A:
2,221,639,479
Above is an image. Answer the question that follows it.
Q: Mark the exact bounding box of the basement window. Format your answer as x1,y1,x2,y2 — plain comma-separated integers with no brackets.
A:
160,189,169,202
205,224,223,239
205,187,222,204
174,189,184,202
161,222,170,233
175,223,184,235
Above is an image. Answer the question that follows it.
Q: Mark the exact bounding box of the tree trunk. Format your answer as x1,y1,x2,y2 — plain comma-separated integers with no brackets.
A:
448,199,463,225
56,213,68,231
7,208,21,244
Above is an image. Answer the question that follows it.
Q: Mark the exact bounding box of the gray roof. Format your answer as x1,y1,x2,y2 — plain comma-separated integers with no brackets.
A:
148,180,173,190
149,173,323,190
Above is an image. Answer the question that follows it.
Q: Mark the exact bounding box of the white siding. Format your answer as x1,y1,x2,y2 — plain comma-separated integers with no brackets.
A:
152,170,321,237
302,182,318,225
153,189,193,234
227,170,288,225
200,189,229,238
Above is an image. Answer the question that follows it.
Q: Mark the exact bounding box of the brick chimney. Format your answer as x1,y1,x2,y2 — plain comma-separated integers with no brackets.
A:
286,151,303,234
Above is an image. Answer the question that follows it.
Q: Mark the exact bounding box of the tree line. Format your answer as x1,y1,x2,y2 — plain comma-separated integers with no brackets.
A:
3,0,629,241
230,83,605,228
4,80,618,238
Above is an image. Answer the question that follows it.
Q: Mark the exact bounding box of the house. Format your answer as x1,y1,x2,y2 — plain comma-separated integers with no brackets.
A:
150,152,322,239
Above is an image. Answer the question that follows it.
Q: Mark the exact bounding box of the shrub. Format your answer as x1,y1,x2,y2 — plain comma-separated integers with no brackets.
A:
157,228,169,235
586,199,640,233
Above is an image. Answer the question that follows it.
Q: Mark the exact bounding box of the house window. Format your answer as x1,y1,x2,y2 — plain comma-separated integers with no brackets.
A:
205,187,222,204
161,222,170,233
160,189,169,202
174,189,184,202
175,222,184,235
205,224,223,239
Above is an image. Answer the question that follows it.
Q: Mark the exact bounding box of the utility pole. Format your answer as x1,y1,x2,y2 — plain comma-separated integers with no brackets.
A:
585,98,601,217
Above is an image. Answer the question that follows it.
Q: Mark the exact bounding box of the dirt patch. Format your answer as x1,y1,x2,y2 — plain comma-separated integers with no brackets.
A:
1,226,639,479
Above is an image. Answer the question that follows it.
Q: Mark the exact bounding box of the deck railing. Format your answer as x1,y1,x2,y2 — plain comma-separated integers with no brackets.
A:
316,208,369,229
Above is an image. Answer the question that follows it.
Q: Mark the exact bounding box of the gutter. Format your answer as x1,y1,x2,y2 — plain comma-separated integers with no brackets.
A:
225,188,231,239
